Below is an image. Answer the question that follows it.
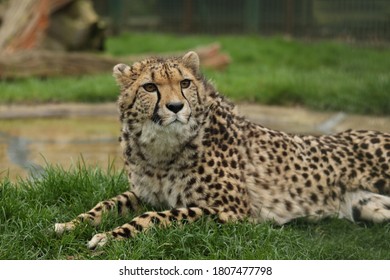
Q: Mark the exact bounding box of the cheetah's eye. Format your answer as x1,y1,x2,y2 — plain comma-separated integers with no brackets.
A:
143,83,158,92
180,79,191,89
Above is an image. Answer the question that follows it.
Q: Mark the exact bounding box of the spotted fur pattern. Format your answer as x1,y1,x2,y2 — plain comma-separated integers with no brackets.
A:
55,52,390,249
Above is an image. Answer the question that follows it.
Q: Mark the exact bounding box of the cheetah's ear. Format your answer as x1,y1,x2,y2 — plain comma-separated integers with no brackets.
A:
113,63,132,87
182,51,200,75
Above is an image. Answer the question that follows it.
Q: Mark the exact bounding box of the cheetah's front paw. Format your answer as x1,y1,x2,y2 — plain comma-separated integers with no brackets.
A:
54,222,76,235
87,233,110,249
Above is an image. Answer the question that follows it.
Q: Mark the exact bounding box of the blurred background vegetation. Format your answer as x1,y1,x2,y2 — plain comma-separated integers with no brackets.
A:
95,0,390,40
0,0,389,115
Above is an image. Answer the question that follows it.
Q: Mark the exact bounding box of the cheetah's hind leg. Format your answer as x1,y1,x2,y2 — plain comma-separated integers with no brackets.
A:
341,191,390,224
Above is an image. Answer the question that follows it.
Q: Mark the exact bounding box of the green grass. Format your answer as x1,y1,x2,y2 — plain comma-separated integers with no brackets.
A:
1,33,389,115
1,165,389,260
0,74,115,104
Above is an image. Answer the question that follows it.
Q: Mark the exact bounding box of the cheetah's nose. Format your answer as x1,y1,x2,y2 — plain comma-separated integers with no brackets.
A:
166,102,184,114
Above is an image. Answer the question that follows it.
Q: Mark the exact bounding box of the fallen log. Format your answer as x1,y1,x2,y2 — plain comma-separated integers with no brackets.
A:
0,43,230,79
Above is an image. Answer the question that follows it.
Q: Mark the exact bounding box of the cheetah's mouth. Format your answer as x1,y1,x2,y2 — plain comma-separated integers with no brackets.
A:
165,118,186,126
160,114,191,127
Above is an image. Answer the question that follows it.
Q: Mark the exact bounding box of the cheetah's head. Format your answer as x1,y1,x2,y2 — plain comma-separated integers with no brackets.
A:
114,51,207,128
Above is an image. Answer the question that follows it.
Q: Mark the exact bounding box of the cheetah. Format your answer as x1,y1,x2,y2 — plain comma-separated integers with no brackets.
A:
55,51,390,249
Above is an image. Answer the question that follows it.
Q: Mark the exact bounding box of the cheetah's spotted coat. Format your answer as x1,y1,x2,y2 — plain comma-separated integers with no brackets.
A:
55,52,390,249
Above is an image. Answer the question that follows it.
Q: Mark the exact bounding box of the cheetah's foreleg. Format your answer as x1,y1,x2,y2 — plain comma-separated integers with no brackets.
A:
54,191,141,235
87,206,223,249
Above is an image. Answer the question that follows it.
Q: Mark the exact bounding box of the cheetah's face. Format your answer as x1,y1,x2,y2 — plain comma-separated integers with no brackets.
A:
114,52,204,128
